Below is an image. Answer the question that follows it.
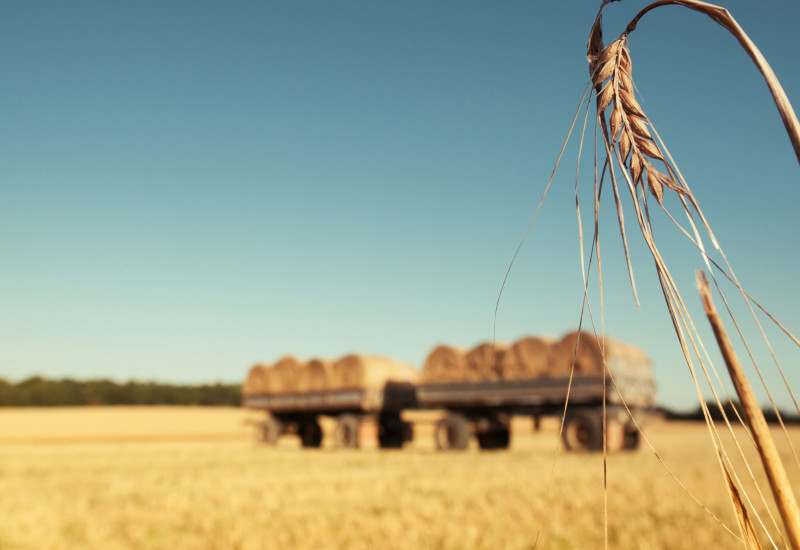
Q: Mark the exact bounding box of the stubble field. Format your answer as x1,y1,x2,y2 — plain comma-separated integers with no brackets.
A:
1,406,798,549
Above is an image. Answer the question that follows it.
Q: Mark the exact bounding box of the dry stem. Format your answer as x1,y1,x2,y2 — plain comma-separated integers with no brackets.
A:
624,0,800,166
698,270,800,550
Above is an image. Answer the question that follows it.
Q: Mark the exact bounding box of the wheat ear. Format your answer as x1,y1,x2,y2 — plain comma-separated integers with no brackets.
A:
590,37,687,205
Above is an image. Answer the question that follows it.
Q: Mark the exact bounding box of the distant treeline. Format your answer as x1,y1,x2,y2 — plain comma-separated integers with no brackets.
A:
658,401,800,425
0,376,241,407
4,377,799,421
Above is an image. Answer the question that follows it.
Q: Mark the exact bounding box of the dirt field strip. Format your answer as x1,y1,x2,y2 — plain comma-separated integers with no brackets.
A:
0,406,257,444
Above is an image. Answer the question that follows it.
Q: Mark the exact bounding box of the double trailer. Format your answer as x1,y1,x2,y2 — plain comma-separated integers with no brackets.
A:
242,359,656,452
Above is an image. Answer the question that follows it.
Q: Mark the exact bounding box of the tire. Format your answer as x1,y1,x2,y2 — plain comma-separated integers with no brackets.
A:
378,429,404,448
402,421,414,445
477,428,510,450
300,420,323,448
334,414,361,449
622,428,640,451
258,416,283,445
378,413,411,449
435,414,470,451
562,411,603,452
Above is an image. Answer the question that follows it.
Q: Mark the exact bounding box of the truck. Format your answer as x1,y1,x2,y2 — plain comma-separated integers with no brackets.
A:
241,332,656,452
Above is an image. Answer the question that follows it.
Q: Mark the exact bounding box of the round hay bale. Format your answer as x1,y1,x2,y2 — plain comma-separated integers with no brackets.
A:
269,355,302,394
243,364,269,396
297,359,331,392
500,336,553,380
464,342,509,381
548,331,606,376
599,338,654,392
603,339,650,366
330,354,418,390
390,360,419,383
421,345,468,383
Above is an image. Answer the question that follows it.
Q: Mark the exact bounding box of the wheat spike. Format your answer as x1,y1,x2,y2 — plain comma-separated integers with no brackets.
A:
590,37,687,204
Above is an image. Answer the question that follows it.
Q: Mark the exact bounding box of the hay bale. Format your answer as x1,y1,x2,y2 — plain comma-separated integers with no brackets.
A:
297,359,331,392
269,355,302,394
550,331,645,376
600,338,653,382
421,345,468,383
548,331,604,376
604,339,650,365
330,354,418,390
242,364,269,396
547,330,653,379
500,336,553,379
464,342,509,381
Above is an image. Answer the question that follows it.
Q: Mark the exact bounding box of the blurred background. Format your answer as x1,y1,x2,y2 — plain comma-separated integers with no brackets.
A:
1,0,798,411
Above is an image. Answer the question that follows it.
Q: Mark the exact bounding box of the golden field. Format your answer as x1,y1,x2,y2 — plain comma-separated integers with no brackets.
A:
1,407,798,549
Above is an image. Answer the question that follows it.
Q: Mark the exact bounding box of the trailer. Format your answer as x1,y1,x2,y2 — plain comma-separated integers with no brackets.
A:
243,370,654,452
414,372,653,452
242,332,656,451
242,381,418,449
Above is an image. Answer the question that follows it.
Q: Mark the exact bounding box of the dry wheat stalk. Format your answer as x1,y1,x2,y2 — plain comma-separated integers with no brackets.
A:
721,454,764,550
625,0,800,166
578,2,800,548
506,3,799,547
701,271,800,549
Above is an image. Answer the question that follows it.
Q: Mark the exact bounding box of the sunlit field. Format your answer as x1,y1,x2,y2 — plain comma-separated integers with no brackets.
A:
1,407,798,549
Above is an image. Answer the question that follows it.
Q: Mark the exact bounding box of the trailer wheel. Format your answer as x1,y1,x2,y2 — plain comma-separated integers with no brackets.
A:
435,414,470,451
258,416,283,445
563,411,603,452
378,413,410,449
300,420,323,448
622,428,640,451
378,428,404,449
334,414,360,449
477,428,510,450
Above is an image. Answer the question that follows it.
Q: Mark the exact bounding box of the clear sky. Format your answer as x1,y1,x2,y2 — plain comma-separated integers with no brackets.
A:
1,1,798,410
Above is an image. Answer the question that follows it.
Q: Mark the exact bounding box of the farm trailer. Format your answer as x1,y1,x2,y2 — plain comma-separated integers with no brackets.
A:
242,362,655,452
243,381,417,449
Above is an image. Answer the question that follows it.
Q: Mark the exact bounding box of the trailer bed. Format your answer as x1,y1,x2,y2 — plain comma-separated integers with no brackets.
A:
415,375,608,409
242,381,418,416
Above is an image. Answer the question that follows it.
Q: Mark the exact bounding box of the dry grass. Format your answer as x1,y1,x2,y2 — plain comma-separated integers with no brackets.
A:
1,407,799,549
577,4,800,545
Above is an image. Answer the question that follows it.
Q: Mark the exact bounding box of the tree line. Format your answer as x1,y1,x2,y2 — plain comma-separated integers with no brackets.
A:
0,376,241,407
658,401,800,425
5,377,797,421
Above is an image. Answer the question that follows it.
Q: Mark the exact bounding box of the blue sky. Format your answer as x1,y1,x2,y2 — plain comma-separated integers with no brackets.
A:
1,1,798,410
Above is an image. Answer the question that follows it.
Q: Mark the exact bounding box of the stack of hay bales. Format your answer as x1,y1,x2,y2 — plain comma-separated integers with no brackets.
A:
330,354,418,389
240,331,645,395
500,336,553,379
464,342,509,380
297,359,332,392
421,331,642,383
421,342,509,383
242,354,418,396
242,364,270,396
547,331,608,376
420,345,468,383
268,355,303,393
241,357,302,397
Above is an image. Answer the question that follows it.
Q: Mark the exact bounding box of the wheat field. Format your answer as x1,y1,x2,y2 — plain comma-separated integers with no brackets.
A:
1,407,798,549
